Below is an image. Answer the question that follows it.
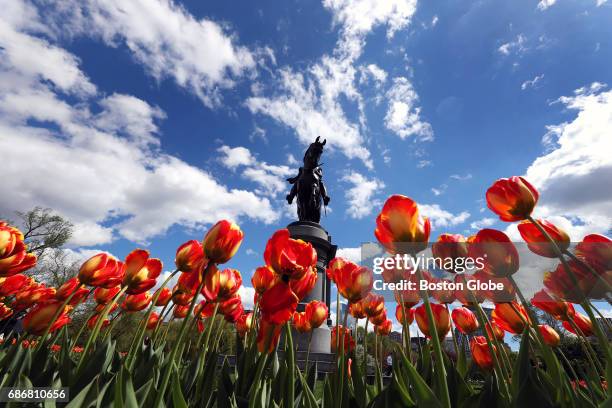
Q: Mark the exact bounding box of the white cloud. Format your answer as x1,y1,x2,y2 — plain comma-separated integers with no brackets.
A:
521,74,545,91
469,217,496,231
218,146,256,169
337,247,362,263
359,64,388,87
238,285,256,310
39,0,257,107
431,184,447,196
450,173,472,181
419,204,470,229
384,77,433,141
416,160,432,168
523,82,612,240
498,34,527,56
537,0,557,10
342,171,385,219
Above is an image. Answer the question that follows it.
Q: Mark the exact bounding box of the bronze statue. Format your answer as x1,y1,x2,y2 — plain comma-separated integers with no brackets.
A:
286,137,330,223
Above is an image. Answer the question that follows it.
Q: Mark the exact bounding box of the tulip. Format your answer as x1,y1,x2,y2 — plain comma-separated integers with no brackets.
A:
87,314,110,330
563,313,593,337
472,270,515,302
252,266,278,294
290,268,318,301
454,274,486,305
362,293,385,318
78,254,125,288
264,229,317,279
349,300,367,319
518,219,570,258
194,300,217,319
173,305,189,319
432,234,469,272
23,301,71,336
491,302,530,334
147,312,160,330
293,311,312,333
575,234,611,274
470,336,495,370
72,346,84,353
0,303,13,320
55,277,89,305
469,229,519,277
452,307,479,334
175,240,205,273
235,312,253,338
154,287,172,306
171,286,194,306
543,260,595,303
431,278,456,304
13,284,56,311
375,319,392,336
217,269,242,300
415,303,451,339
202,220,244,264
257,319,283,353
260,281,299,324
50,344,61,352
122,249,162,295
94,286,121,304
220,295,243,323
375,195,431,255
328,258,373,303
0,223,37,277
531,289,575,321
486,176,539,222
369,309,387,326
331,325,355,353
0,274,29,297
395,304,415,325
485,322,505,341
179,269,204,295
122,292,152,312
305,300,328,329
539,324,560,347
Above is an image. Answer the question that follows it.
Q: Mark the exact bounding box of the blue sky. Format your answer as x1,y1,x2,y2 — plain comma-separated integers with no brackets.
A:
1,0,611,335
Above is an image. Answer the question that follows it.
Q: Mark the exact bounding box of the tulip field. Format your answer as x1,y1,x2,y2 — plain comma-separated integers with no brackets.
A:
0,175,610,407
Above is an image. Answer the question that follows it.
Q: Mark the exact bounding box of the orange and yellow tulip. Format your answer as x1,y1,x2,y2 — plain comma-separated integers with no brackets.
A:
154,287,172,306
451,306,479,334
146,312,160,330
432,234,469,272
78,254,125,288
260,281,299,325
531,289,575,321
94,286,121,304
374,195,430,255
173,304,189,319
539,324,560,347
375,319,392,336
331,325,355,353
0,223,37,277
0,303,13,320
469,229,519,277
55,277,89,305
23,301,71,336
349,300,367,319
87,314,110,330
251,266,278,294
305,300,328,329
328,258,373,303
293,311,311,333
415,302,451,339
485,321,505,341
121,292,152,312
235,312,253,338
395,304,415,326
264,229,316,279
486,176,539,222
491,302,530,334
362,293,385,318
220,295,243,323
122,249,162,295
0,274,29,297
175,240,204,273
202,220,244,264
563,313,593,337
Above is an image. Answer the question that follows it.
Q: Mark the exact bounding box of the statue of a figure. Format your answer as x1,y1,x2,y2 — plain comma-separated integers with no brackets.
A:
286,137,331,223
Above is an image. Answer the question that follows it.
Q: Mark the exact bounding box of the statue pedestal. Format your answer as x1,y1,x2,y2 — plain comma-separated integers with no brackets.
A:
287,221,337,354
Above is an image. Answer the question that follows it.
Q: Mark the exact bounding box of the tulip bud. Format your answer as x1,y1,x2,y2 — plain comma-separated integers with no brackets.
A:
362,293,385,318
432,234,469,272
305,300,328,329
518,220,570,258
293,311,311,333
219,295,243,323
369,310,387,326
154,287,172,306
79,254,124,288
122,292,152,312
202,220,244,264
562,313,593,337
147,312,160,330
235,312,253,338
375,319,392,336
55,277,89,305
252,266,277,294
485,322,505,341
539,324,560,347
175,240,204,272
531,290,575,321
415,302,451,339
328,258,373,303
395,304,415,326
331,325,354,354
375,195,431,255
491,302,530,334
23,301,71,336
173,305,189,319
469,229,519,277
451,307,479,334
349,300,367,319
470,336,495,370
486,176,539,222
94,286,121,305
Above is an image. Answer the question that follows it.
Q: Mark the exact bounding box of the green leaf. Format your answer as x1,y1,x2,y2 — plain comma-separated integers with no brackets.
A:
171,365,189,408
397,348,443,408
512,331,554,408
65,376,97,408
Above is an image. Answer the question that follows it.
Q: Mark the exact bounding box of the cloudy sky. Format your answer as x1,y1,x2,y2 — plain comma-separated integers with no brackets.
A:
1,0,611,334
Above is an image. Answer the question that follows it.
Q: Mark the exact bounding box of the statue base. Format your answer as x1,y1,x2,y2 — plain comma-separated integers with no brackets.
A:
287,221,337,354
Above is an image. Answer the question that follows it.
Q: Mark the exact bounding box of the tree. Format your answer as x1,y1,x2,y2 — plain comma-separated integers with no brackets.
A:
16,207,73,258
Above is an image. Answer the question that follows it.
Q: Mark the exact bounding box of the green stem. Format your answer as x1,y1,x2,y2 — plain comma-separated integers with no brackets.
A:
69,310,95,350
337,305,349,408
363,319,369,374
286,322,296,408
304,330,313,375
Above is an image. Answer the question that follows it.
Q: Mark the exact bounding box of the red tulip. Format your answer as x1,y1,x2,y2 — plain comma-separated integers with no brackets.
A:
454,274,486,305
122,292,152,312
23,301,71,336
328,258,373,303
575,234,611,274
331,325,355,353
55,277,89,305
375,195,431,255
375,319,392,336
472,270,516,302
220,295,243,323
293,311,311,333
362,293,385,318
122,249,162,295
485,322,505,341
264,229,317,279
531,289,575,321
290,268,318,301
257,319,283,353
543,260,596,303
369,310,387,326
452,307,479,334
252,266,278,294
486,176,539,222
78,254,125,288
171,285,194,306
173,304,189,319
0,303,13,320
563,313,593,337
203,268,242,302
202,220,244,264
154,287,172,306
415,302,451,339
0,223,37,276
0,274,29,297
305,300,328,329
470,336,495,370
260,281,299,325
94,286,121,304
491,302,530,334
95,302,118,314
349,301,367,319
175,240,205,273
469,229,519,277
395,304,415,326
87,314,110,330
147,312,160,330
194,300,217,319
539,324,560,347
13,284,56,311
431,278,456,304
518,219,570,258
235,312,253,338
432,234,469,272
